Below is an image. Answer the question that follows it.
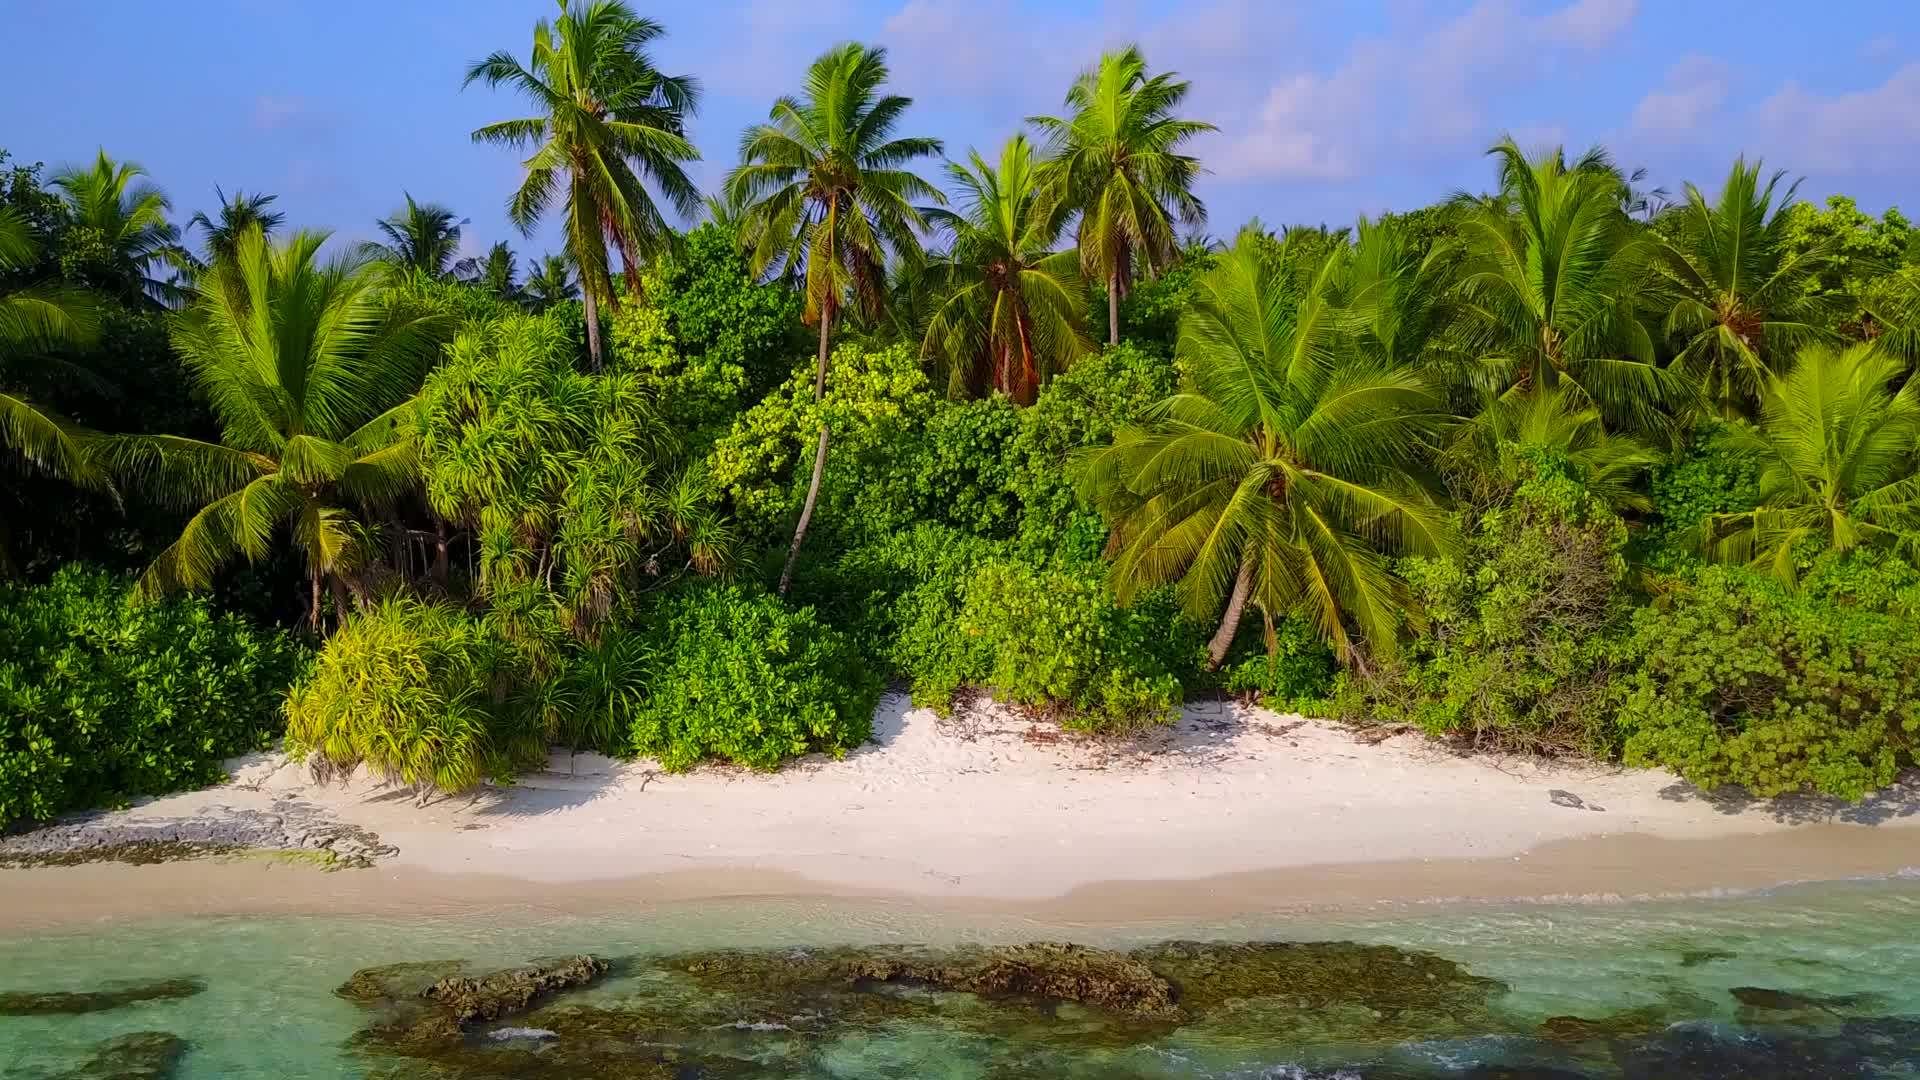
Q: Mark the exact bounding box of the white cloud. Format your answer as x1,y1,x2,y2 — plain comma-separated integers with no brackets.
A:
1756,64,1920,173
1212,0,1641,182
1631,55,1731,138
1540,0,1639,48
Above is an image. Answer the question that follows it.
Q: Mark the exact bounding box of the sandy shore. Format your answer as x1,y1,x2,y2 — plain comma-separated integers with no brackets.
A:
3,694,1917,930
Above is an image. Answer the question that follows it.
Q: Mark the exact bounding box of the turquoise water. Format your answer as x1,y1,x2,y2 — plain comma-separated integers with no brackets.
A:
3,878,1919,1077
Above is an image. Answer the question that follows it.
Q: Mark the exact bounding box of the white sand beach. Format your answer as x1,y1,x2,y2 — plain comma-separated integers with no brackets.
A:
4,694,1918,929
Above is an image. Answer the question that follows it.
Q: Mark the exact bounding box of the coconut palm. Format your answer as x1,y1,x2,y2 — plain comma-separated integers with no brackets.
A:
1446,387,1662,514
1030,46,1216,346
1649,158,1848,416
363,193,467,278
522,252,579,311
188,187,286,264
465,2,701,368
1083,225,1457,666
455,241,521,300
1450,138,1676,433
1702,343,1920,582
723,41,943,593
50,150,185,306
111,227,452,624
922,134,1089,403
0,206,105,488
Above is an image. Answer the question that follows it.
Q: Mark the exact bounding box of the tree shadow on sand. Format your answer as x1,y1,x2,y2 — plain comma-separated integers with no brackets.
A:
1657,771,1920,825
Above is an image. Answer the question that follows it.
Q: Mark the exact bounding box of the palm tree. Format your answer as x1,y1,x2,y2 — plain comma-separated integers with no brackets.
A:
50,150,185,306
465,2,701,369
724,41,943,594
188,187,286,263
1447,387,1662,514
1029,46,1216,346
0,206,105,489
363,193,467,278
1083,225,1457,666
1450,138,1675,433
111,227,451,625
1649,158,1847,416
922,134,1090,403
522,252,579,311
455,241,520,300
1703,343,1920,582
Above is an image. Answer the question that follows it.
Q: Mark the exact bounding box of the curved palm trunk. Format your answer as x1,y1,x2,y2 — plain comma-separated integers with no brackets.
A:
581,277,604,371
778,308,835,596
1107,270,1121,346
1205,556,1255,669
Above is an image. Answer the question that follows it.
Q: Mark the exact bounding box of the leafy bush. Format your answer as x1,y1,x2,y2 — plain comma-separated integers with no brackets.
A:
1215,617,1337,711
706,341,938,545
284,598,545,796
827,526,1195,732
1340,456,1629,755
1612,557,1920,800
1639,419,1761,569
628,584,880,770
0,566,305,828
1007,342,1177,557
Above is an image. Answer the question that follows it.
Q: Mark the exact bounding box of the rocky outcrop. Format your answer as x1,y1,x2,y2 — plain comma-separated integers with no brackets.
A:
422,956,611,1024
0,978,204,1016
841,942,1179,1017
52,1031,187,1080
0,798,395,869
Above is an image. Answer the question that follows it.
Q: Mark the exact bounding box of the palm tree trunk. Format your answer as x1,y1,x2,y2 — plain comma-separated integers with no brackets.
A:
778,309,836,596
1206,557,1255,670
308,570,322,633
431,520,449,586
582,277,604,371
1107,270,1121,346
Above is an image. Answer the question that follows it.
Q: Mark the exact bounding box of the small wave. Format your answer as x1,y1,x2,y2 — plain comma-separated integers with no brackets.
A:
711,1019,792,1032
487,1027,558,1042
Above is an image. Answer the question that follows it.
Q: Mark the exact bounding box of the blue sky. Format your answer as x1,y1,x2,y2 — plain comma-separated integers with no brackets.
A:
6,0,1918,263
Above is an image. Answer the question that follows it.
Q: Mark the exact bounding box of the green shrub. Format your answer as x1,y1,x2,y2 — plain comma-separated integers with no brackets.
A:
706,341,938,545
1340,456,1629,755
1007,342,1177,558
1639,420,1760,569
628,584,879,770
0,566,305,828
1215,618,1337,711
828,526,1194,732
1612,557,1920,800
284,598,545,795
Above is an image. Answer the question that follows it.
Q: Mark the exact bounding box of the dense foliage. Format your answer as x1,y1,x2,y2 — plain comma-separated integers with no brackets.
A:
284,598,542,797
8,16,1920,811
626,584,879,770
1614,559,1920,800
0,566,304,828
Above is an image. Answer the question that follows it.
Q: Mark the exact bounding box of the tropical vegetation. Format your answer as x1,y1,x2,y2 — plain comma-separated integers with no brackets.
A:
6,15,1920,828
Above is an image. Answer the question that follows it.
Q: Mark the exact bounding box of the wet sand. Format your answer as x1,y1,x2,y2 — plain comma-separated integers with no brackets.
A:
5,823,1918,934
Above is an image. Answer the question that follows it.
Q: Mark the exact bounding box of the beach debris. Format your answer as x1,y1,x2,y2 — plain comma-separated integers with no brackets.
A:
49,1030,187,1080
423,956,610,1024
1548,789,1608,811
0,977,205,1016
0,798,396,869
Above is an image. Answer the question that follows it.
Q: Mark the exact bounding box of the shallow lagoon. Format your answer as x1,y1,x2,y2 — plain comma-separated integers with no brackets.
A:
3,876,1918,1078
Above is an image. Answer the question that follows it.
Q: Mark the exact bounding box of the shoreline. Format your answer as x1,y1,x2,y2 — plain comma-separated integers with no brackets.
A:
3,825,1918,934
3,694,1917,933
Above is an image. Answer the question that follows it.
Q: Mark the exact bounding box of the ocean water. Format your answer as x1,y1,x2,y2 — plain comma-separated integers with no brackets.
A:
2,877,1918,1078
